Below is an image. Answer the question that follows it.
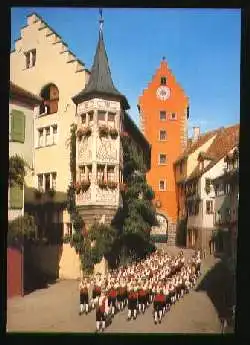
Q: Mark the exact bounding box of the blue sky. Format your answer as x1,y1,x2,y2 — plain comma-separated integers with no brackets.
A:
11,8,241,136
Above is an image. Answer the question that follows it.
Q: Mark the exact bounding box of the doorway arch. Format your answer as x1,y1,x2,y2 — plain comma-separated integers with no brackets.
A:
150,213,168,243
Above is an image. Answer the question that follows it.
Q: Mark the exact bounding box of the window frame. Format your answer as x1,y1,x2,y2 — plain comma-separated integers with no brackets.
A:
206,200,213,214
52,125,58,145
170,112,177,121
159,129,167,141
159,111,167,121
25,49,36,69
159,153,167,165
160,77,167,85
159,179,167,191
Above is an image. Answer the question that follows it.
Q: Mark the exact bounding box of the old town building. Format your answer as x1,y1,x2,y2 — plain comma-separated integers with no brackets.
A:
138,58,189,245
184,124,239,252
174,127,220,245
212,145,239,267
9,82,42,221
72,15,151,229
10,12,151,278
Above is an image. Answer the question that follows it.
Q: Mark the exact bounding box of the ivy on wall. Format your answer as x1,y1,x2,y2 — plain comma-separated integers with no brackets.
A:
65,123,157,272
9,154,27,187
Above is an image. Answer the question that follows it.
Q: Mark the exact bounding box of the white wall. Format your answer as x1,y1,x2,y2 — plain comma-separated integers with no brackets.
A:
10,13,89,194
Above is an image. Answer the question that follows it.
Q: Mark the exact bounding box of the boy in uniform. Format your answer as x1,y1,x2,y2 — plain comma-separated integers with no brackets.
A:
96,289,109,332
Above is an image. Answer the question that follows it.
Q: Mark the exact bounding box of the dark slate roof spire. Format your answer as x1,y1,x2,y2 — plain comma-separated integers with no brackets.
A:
72,10,130,109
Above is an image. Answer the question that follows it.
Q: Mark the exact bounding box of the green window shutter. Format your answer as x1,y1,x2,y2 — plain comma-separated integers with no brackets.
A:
10,184,23,209
11,110,26,143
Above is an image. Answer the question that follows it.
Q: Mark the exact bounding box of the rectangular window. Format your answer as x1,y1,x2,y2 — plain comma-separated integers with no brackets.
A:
206,200,213,214
108,112,115,122
45,173,50,192
98,111,106,123
159,180,166,191
88,111,94,125
170,112,177,120
38,174,43,191
31,49,36,67
107,166,115,182
159,130,167,141
45,127,50,146
161,77,167,85
52,172,57,190
79,166,85,181
25,52,30,69
159,154,167,165
25,49,36,68
97,165,105,181
88,165,92,181
38,128,43,147
81,114,86,124
160,111,166,121
52,125,57,144
108,112,116,128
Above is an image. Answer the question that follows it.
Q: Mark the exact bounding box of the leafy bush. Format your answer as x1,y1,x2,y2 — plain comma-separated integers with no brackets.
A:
8,213,37,245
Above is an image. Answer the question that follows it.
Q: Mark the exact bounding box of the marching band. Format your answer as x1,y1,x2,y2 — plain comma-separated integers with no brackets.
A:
78,249,202,332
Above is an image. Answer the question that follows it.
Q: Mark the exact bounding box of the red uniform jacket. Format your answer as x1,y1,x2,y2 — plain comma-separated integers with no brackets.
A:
128,292,138,300
138,289,146,297
99,297,107,313
80,287,88,294
154,293,165,302
108,288,117,298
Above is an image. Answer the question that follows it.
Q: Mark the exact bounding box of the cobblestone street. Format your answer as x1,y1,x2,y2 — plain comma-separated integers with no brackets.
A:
7,248,227,334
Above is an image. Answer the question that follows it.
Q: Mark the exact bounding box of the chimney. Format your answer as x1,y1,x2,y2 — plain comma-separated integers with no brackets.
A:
192,127,200,143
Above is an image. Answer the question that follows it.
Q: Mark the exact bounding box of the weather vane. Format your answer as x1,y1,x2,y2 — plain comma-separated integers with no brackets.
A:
99,8,104,32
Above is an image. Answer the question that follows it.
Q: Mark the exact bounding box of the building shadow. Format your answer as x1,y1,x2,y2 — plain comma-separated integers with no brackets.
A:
23,242,63,295
195,258,235,324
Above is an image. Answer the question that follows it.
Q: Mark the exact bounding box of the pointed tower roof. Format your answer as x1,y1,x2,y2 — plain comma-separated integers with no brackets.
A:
72,13,129,109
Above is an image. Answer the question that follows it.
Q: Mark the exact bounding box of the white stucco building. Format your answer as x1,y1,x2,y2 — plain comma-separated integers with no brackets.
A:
184,124,239,252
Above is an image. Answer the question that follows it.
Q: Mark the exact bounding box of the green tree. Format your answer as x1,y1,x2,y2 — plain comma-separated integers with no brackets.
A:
8,213,37,246
9,154,27,187
111,134,157,264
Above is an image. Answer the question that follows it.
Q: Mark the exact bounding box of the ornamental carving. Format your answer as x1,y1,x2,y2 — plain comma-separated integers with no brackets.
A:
96,187,117,204
78,136,92,162
96,137,118,162
76,187,91,204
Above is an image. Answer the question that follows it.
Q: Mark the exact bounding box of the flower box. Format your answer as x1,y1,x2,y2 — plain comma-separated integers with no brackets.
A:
107,181,118,189
47,188,56,198
81,180,91,192
82,127,92,137
98,180,108,189
34,189,43,199
109,128,118,138
99,125,109,137
77,128,84,140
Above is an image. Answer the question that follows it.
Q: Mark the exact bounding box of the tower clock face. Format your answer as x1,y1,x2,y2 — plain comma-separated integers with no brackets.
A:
156,86,170,100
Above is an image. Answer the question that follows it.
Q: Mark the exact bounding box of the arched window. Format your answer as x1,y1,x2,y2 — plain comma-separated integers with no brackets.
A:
40,84,59,115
